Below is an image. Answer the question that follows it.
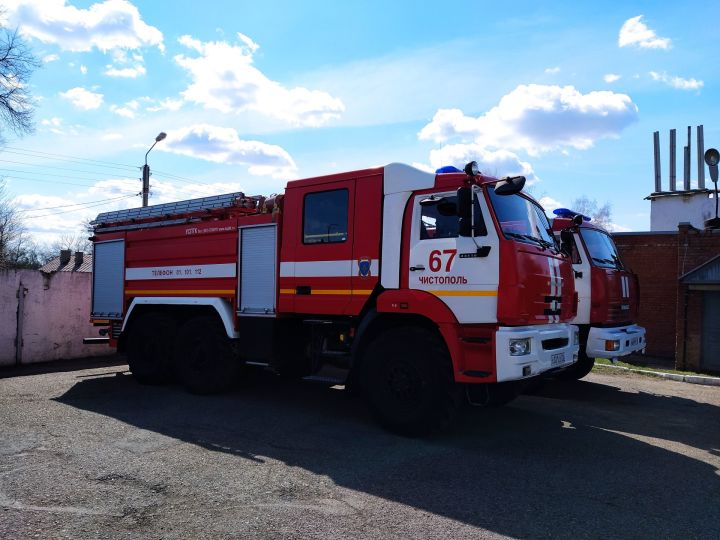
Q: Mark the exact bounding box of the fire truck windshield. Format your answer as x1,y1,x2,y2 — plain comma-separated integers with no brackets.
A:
486,189,557,249
580,228,623,269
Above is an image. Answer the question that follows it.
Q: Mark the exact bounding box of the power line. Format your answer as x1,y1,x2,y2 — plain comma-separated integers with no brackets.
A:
0,166,136,183
17,194,138,213
0,157,137,178
5,145,216,186
0,173,102,188
23,193,140,220
2,146,138,172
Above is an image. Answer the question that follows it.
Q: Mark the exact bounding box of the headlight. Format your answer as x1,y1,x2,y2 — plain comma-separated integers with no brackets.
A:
604,339,620,352
573,330,580,346
509,338,531,356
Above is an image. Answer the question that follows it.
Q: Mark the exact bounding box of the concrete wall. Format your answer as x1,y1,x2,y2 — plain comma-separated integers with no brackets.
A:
0,270,111,367
650,191,716,231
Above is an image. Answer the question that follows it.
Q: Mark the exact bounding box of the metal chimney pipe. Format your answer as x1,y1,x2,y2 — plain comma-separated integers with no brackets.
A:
653,131,661,192
698,125,705,189
684,126,691,190
669,129,676,191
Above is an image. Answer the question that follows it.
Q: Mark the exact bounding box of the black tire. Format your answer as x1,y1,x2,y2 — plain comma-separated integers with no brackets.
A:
556,347,595,381
176,316,239,394
362,326,463,436
126,312,176,385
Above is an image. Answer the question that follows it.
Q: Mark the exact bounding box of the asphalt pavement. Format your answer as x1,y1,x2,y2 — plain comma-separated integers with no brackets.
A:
1,362,719,539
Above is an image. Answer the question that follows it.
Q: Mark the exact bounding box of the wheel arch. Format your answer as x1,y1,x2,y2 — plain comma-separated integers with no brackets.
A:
120,297,237,349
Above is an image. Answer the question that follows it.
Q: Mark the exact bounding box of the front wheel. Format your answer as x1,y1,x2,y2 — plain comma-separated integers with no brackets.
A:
176,316,240,394
556,347,595,381
362,326,463,436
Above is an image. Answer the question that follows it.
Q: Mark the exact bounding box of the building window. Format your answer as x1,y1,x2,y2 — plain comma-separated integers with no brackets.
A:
303,189,349,244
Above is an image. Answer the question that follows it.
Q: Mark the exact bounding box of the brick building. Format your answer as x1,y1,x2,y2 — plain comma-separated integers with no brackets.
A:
613,224,720,373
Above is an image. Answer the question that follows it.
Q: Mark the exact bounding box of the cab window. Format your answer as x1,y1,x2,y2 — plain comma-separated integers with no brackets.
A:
420,196,459,239
303,189,348,244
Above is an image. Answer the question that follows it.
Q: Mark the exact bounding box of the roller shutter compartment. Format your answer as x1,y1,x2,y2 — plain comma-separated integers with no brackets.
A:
92,240,125,318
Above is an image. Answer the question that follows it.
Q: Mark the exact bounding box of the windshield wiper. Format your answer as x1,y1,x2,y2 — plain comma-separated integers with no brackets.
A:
592,256,615,265
505,231,550,249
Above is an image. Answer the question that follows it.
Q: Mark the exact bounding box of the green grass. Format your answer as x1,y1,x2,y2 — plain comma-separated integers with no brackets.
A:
593,357,705,377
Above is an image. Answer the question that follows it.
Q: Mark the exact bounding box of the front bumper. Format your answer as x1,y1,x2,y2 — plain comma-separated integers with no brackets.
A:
586,324,646,359
495,324,580,382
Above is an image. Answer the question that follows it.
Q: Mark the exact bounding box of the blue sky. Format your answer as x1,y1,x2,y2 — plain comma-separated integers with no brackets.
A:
2,0,718,241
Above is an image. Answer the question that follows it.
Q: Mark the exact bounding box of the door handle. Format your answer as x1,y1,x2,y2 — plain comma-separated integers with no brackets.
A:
409,265,425,271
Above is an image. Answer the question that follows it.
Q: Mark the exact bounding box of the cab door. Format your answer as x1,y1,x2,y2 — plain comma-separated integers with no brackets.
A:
283,181,355,315
407,186,500,324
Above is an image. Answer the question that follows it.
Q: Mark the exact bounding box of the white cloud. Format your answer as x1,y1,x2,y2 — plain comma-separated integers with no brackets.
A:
100,132,123,141
80,64,87,74
538,196,564,211
545,66,560,74
42,53,59,63
60,86,103,110
146,97,183,112
110,99,139,118
160,124,297,178
104,64,146,78
40,117,62,127
618,15,671,50
174,34,344,127
418,84,639,155
104,47,147,77
5,0,164,52
604,73,621,83
649,71,703,91
428,145,539,184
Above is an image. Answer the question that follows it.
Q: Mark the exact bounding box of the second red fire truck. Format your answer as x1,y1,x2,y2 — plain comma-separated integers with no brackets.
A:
89,162,580,434
551,209,646,379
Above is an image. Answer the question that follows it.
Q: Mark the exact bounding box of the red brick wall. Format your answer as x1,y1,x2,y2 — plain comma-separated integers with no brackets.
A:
613,225,720,369
613,232,678,358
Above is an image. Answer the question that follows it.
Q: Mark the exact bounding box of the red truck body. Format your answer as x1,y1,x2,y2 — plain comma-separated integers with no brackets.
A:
90,163,580,433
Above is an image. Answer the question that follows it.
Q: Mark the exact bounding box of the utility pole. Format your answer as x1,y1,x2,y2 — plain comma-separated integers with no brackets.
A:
142,132,167,207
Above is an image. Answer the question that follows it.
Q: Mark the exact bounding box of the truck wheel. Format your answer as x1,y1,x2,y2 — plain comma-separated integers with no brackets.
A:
126,312,176,385
176,316,239,394
556,348,595,381
362,326,462,436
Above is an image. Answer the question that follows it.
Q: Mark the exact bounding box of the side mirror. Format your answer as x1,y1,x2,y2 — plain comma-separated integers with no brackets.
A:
494,176,526,195
457,186,472,236
572,214,583,227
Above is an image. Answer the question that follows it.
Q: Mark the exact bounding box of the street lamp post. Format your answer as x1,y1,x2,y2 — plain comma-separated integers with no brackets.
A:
142,132,167,207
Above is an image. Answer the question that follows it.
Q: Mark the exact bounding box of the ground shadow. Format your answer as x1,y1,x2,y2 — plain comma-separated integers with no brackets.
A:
55,370,720,539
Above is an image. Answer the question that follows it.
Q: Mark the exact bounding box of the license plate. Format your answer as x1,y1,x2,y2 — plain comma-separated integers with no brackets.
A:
551,352,566,366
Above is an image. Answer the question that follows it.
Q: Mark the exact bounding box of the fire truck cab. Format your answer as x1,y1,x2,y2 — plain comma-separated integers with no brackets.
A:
552,209,646,379
90,162,579,434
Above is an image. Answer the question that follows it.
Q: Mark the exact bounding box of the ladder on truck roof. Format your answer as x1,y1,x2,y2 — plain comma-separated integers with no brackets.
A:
91,192,256,233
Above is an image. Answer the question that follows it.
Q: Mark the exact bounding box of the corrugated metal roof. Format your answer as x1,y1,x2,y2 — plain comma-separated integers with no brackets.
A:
39,253,93,273
680,254,720,284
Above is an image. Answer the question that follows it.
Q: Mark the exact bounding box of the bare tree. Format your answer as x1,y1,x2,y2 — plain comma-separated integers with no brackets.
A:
0,178,23,268
571,196,612,229
0,27,38,140
49,231,92,254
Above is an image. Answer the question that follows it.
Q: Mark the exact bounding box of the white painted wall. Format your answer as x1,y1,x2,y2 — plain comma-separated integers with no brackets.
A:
650,191,717,231
0,270,112,367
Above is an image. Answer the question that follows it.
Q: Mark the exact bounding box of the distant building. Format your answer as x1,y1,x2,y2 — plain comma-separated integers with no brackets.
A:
39,250,92,273
611,126,720,373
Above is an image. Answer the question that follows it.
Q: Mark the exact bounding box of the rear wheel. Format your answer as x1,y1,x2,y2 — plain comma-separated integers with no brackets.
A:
176,316,239,394
362,326,463,436
126,312,176,385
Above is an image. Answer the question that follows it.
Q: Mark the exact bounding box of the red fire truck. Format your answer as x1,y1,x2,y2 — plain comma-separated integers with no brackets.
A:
551,209,646,379
89,162,579,434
